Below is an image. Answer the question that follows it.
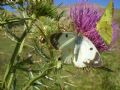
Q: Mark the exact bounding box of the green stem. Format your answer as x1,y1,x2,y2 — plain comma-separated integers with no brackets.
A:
7,73,14,90
22,67,54,90
2,30,28,89
35,24,53,58
2,13,35,89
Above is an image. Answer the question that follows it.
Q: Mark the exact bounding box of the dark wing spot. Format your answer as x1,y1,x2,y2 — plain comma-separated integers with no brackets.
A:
50,33,62,49
65,34,68,38
92,52,102,67
58,57,61,61
90,47,93,50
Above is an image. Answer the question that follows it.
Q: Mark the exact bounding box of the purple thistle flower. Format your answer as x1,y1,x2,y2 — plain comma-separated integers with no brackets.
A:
70,2,119,52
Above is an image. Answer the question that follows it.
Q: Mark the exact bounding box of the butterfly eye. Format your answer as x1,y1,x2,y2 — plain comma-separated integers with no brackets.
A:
65,34,68,38
90,47,93,50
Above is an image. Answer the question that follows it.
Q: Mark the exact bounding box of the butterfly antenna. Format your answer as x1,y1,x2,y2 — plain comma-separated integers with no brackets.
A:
98,66,114,72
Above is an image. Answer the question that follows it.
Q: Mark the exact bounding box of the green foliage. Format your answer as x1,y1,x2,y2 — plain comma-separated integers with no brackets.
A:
28,0,57,18
0,0,64,90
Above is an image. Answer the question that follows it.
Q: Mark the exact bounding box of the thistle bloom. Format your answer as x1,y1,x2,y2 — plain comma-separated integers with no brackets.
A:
70,2,119,52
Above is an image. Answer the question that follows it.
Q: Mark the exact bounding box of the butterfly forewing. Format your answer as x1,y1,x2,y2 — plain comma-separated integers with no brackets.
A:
50,32,76,64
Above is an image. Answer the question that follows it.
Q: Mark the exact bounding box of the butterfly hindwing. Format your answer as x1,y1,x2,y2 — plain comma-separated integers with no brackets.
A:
50,32,76,64
73,36,102,68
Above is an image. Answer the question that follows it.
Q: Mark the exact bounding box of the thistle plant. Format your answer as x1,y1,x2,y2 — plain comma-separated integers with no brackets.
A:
0,0,70,90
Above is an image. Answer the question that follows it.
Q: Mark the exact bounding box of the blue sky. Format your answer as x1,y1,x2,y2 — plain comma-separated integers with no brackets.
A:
54,0,120,9
3,0,120,11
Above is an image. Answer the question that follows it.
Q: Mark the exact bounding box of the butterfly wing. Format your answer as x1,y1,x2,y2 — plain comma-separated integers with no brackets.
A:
96,0,114,45
73,36,103,68
50,32,76,64
50,32,102,68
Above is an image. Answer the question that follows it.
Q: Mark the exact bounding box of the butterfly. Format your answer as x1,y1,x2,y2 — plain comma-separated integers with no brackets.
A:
50,32,102,68
50,0,114,69
96,0,114,45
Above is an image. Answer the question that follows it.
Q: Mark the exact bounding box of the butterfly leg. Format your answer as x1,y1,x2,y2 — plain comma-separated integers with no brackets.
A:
82,66,92,72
